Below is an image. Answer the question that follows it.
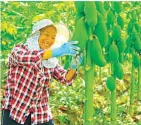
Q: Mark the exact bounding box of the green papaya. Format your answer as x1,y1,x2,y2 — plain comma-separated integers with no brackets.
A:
134,22,140,33
117,38,126,53
126,36,132,47
97,12,104,23
95,2,106,20
71,17,88,52
85,1,97,27
117,15,124,29
114,62,124,80
113,2,121,14
106,76,116,91
112,25,121,41
104,2,110,11
134,36,141,53
94,14,108,47
131,28,138,41
109,42,119,62
133,53,140,67
75,12,85,23
127,20,133,34
105,35,112,53
107,9,115,25
90,36,106,67
74,1,84,14
131,10,137,22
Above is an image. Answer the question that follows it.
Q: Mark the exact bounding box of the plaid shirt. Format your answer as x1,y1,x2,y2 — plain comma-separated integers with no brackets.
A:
2,44,76,125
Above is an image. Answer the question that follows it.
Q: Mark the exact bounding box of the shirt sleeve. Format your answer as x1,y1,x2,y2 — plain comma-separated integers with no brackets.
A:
8,45,44,70
53,64,77,86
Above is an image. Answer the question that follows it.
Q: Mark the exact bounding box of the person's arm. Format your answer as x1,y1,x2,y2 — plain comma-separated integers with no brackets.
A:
53,64,77,86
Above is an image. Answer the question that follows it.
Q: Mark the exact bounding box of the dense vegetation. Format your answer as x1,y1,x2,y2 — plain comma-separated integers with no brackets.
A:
1,1,141,125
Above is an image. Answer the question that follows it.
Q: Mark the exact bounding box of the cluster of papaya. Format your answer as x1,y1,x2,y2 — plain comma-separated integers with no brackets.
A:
71,1,107,68
126,10,141,68
105,2,125,92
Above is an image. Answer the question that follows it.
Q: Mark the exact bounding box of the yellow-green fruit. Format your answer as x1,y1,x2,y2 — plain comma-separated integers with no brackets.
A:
112,25,121,41
75,12,85,23
74,1,84,14
133,53,140,67
95,2,106,20
90,36,106,67
71,17,88,52
106,76,116,91
94,15,108,47
105,35,112,53
134,36,141,53
109,42,119,62
107,9,115,25
117,15,124,29
85,1,97,27
104,2,110,11
127,21,133,34
114,62,124,80
113,2,121,14
131,28,138,41
117,38,126,53
126,36,132,47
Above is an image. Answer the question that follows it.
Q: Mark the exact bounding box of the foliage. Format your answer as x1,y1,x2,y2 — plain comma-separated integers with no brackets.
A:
1,1,141,125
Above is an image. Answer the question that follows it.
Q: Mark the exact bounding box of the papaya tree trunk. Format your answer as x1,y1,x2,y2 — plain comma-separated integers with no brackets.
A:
129,48,135,116
84,39,94,125
110,63,117,125
111,90,117,125
84,66,94,125
137,64,141,100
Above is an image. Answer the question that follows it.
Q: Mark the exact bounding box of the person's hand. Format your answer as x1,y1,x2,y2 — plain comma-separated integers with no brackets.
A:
52,41,80,57
70,54,83,69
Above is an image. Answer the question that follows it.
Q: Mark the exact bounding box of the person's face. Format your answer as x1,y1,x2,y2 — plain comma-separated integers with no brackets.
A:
38,25,57,50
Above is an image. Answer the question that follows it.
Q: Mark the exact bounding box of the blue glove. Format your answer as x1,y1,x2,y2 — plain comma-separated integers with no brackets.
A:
70,54,83,69
52,41,80,57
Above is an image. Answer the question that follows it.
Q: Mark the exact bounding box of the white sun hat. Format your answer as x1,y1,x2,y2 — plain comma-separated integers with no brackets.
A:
31,19,70,48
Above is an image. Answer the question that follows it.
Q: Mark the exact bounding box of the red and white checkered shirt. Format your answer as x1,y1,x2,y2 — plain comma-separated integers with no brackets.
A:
2,44,75,125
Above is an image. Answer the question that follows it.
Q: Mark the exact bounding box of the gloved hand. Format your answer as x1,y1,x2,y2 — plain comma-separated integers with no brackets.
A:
70,54,83,69
52,41,80,57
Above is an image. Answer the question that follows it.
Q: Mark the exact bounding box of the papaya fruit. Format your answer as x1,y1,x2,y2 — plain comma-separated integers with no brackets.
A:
106,76,116,91
133,53,140,67
117,15,124,29
104,2,110,11
90,36,106,67
85,1,97,27
134,22,140,33
97,12,104,23
117,38,126,53
75,12,85,23
95,2,106,20
114,62,124,80
71,17,88,52
112,25,121,41
134,36,141,53
109,42,119,62
107,9,115,25
105,35,112,53
74,1,84,14
113,2,121,14
131,28,138,41
127,20,133,34
94,14,108,47
126,36,132,47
